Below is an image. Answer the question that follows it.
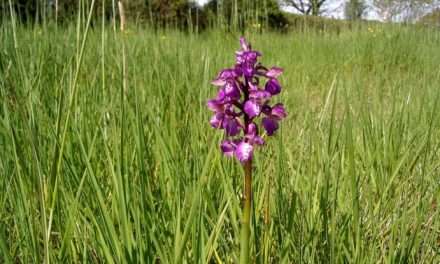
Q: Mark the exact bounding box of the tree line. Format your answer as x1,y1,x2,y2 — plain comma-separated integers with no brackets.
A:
2,0,439,29
1,0,290,31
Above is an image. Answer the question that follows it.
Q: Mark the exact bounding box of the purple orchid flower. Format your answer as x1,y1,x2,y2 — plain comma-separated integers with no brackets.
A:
207,37,287,163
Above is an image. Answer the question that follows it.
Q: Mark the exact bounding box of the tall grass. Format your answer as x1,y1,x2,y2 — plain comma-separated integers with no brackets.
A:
1,14,440,263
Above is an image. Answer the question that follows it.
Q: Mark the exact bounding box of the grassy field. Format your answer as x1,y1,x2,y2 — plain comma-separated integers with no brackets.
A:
1,20,440,263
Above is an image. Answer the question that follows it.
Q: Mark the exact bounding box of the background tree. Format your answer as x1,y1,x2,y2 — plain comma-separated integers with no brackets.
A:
204,0,287,30
373,0,440,22
280,0,328,16
11,0,39,23
145,0,207,30
345,0,366,20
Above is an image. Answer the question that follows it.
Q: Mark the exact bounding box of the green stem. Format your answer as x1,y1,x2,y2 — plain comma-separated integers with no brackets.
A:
240,160,252,264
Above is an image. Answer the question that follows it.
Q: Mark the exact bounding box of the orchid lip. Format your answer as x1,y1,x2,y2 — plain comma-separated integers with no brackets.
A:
244,100,261,119
235,141,253,163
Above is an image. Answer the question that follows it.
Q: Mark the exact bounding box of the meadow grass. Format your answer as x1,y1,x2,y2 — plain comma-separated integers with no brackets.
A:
1,20,440,263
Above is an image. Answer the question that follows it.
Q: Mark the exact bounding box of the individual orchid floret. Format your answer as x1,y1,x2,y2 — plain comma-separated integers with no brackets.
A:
207,37,287,163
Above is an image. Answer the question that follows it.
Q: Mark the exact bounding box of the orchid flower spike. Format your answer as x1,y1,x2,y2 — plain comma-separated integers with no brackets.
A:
207,37,287,163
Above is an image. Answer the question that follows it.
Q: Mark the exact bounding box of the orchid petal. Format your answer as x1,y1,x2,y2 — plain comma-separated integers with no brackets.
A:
271,103,287,119
247,122,258,136
221,140,236,157
224,81,241,99
262,117,278,136
265,78,281,95
261,104,272,115
243,63,254,77
216,89,226,101
240,37,250,51
207,99,223,112
252,136,265,145
210,113,224,128
219,69,237,79
212,79,226,86
224,117,241,136
266,67,283,78
248,81,259,91
250,90,271,101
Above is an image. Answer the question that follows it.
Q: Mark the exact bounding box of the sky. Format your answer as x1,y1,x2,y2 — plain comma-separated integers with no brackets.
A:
197,0,211,5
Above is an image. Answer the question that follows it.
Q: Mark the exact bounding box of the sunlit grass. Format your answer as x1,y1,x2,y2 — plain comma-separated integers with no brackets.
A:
0,21,440,263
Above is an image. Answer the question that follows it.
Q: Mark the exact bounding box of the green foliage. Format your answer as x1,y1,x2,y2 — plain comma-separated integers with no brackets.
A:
280,0,327,16
9,0,40,23
1,20,440,262
146,0,208,30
